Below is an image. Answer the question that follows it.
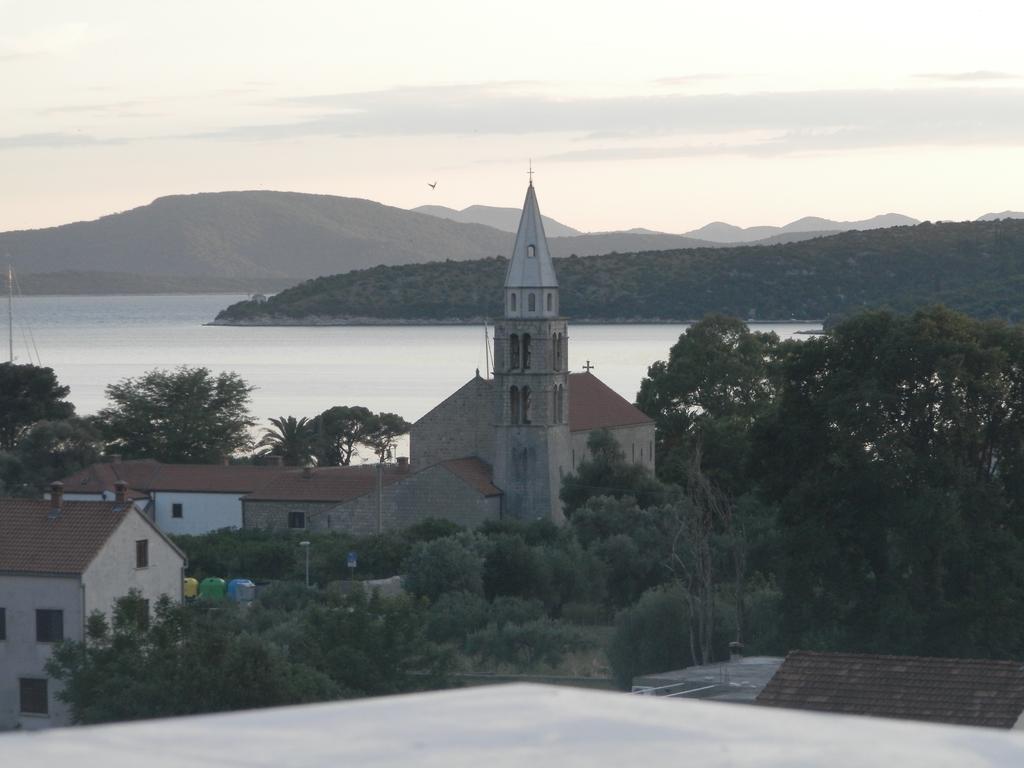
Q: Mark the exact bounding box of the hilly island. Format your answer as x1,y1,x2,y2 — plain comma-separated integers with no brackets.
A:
214,218,1024,325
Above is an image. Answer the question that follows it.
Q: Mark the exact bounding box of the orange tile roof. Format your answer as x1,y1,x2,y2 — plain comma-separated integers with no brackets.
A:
756,650,1024,729
568,372,654,433
244,465,411,503
0,499,132,575
58,460,292,495
440,458,502,497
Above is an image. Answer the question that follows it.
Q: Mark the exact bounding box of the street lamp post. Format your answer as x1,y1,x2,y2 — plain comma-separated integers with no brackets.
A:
299,540,311,587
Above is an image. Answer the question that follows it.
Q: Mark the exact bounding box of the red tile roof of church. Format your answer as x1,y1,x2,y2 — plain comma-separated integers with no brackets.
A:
441,458,502,497
568,372,654,433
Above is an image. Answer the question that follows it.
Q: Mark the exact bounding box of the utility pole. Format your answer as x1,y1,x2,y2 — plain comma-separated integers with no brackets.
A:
7,264,13,364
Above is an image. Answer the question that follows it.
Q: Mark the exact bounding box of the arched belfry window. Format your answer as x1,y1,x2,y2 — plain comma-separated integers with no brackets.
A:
510,292,517,312
509,334,520,370
522,334,531,370
546,293,552,312
528,245,536,258
556,384,564,422
522,386,532,424
551,333,559,371
555,332,564,371
510,386,520,424
528,293,536,312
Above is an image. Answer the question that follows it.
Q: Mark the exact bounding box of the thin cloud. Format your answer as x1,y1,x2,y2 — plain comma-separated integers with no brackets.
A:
0,132,128,150
915,70,1019,81
655,73,734,86
186,84,1024,158
37,101,140,116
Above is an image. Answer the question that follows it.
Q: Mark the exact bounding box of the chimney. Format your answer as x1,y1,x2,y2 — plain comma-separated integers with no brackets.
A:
397,456,409,471
49,481,64,515
728,641,744,663
114,480,128,504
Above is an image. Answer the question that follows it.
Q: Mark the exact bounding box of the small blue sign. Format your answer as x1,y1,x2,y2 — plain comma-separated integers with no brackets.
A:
347,551,358,569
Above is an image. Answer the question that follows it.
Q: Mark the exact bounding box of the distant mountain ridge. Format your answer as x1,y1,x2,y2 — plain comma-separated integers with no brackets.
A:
0,191,714,291
3,191,1021,295
411,204,581,237
682,213,921,243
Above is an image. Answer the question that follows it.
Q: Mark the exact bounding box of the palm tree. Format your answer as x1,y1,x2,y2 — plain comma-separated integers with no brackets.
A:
256,416,316,466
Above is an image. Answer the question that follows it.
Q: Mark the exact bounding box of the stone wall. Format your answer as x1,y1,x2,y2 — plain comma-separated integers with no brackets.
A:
570,423,656,474
411,376,496,469
242,465,500,535
243,500,336,532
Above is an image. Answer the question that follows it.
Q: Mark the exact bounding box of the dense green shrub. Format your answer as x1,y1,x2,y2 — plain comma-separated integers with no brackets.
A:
402,536,484,602
607,585,690,690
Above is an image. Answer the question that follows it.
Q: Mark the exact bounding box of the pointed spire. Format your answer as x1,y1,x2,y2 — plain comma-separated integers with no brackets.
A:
504,184,558,289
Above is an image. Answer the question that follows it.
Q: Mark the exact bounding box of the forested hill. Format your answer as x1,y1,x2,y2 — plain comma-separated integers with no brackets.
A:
213,218,1024,324
0,190,716,288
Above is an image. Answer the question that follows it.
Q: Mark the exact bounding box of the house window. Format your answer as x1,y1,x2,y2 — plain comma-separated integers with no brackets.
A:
0,607,5,640
528,293,536,312
172,503,183,518
528,244,536,258
36,609,63,643
288,511,306,529
135,599,151,630
19,678,48,716
522,334,532,369
136,539,149,568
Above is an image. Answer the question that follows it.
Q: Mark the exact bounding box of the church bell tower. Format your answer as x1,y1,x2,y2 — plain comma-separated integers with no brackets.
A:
493,181,570,522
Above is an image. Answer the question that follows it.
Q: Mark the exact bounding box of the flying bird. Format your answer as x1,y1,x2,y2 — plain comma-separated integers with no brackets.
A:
428,181,437,190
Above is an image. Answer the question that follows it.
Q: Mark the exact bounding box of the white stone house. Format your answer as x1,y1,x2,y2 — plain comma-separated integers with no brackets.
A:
56,459,291,536
0,483,186,730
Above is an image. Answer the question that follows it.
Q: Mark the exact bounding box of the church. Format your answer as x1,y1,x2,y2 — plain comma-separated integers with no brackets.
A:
60,183,656,534
405,181,655,524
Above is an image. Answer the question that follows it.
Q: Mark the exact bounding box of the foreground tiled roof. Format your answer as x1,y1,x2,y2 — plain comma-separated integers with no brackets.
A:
568,372,654,433
244,465,411,503
59,460,292,495
0,498,132,575
440,458,502,497
756,650,1024,729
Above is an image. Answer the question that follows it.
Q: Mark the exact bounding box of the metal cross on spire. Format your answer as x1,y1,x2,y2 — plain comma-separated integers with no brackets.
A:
583,360,595,372
528,159,533,186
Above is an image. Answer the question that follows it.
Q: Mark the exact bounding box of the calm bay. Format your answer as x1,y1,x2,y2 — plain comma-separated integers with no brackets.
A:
9,293,820,432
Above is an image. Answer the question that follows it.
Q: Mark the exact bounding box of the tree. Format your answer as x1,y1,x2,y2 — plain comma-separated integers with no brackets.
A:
402,536,484,602
314,405,375,465
98,366,255,463
364,412,412,462
560,429,669,516
0,362,74,450
0,417,103,496
637,314,781,494
313,406,412,465
751,307,1024,658
257,416,316,466
607,585,691,690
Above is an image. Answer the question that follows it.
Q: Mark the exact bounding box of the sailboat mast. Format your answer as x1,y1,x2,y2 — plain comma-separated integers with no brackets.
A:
7,264,12,364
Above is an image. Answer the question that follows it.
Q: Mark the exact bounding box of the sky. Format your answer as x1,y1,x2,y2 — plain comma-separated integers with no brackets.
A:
3,0,1024,234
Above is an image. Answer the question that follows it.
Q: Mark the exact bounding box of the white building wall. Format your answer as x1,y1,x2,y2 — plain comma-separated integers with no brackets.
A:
82,512,185,621
0,575,83,731
152,491,243,535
